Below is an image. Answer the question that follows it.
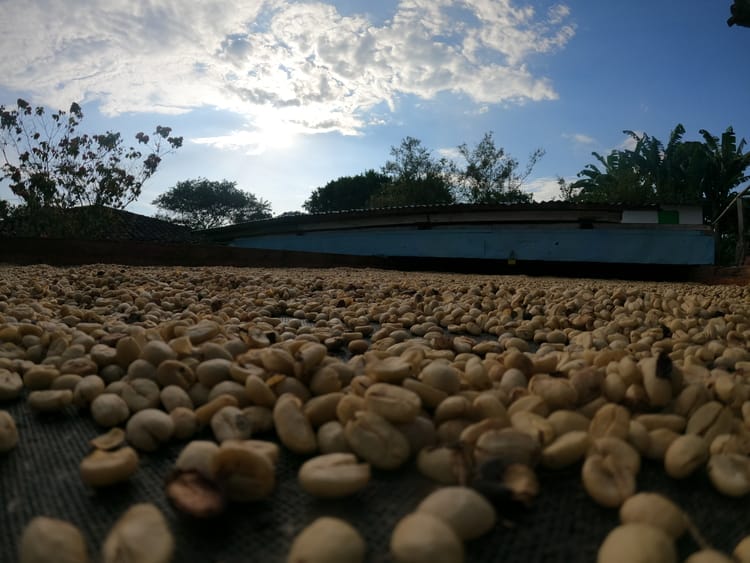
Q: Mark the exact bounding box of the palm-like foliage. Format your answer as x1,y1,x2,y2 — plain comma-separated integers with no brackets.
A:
566,124,749,219
571,150,653,204
697,127,750,220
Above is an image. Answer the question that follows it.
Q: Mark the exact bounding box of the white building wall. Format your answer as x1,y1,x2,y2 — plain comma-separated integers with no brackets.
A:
621,206,703,225
622,210,658,224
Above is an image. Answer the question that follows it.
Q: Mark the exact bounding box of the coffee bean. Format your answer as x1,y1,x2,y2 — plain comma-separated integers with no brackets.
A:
102,503,173,563
597,523,676,563
19,516,89,563
390,512,464,563
91,394,130,428
273,393,317,455
416,486,496,540
80,447,139,487
298,453,370,498
345,410,410,470
664,434,709,479
0,410,18,453
287,517,365,563
364,382,421,423
619,493,687,538
211,440,275,502
125,408,174,452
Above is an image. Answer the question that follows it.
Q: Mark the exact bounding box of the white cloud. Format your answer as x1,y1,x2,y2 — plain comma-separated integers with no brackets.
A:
525,176,567,202
563,132,596,145
0,0,575,151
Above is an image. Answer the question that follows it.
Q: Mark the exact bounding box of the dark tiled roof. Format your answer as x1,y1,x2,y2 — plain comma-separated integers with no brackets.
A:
0,205,197,243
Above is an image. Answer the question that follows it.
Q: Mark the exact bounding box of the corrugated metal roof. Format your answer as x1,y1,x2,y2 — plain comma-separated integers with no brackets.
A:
202,201,686,231
200,202,704,242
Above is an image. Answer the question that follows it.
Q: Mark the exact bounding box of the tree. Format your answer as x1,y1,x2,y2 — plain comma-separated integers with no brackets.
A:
565,125,749,216
0,98,182,212
0,198,11,221
303,169,390,213
382,136,448,183
371,137,456,208
368,174,455,208
728,0,750,26
563,150,643,203
152,178,272,230
452,131,540,204
696,127,750,221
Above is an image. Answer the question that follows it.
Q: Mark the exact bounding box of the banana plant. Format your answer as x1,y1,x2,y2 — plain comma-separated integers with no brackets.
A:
698,127,750,222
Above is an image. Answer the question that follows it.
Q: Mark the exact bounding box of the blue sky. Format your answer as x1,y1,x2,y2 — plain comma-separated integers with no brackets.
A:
0,0,748,216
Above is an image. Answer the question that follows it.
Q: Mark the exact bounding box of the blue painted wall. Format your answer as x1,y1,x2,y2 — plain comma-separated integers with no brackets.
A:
230,224,715,265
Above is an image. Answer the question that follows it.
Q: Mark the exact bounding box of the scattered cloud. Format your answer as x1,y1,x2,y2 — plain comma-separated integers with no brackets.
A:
0,0,575,152
563,132,596,145
525,176,566,202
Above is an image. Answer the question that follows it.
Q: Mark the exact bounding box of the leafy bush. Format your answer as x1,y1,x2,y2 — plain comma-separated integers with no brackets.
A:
0,98,182,212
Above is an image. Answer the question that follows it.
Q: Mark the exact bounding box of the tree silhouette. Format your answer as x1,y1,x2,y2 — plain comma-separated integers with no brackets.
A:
153,178,271,230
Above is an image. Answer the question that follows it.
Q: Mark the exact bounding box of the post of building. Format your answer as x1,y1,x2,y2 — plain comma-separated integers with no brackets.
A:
737,197,746,266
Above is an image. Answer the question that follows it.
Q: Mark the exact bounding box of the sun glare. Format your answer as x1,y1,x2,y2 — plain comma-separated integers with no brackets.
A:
254,113,298,151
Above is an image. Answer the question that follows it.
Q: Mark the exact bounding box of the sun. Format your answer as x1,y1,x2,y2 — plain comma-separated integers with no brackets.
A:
255,113,299,151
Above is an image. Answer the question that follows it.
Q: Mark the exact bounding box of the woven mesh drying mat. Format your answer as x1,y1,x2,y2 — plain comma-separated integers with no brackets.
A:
1,393,749,562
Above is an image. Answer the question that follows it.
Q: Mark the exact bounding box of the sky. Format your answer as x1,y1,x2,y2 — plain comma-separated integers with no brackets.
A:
0,0,748,216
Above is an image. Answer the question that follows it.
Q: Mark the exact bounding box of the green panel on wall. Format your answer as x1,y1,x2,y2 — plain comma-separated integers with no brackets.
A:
658,210,679,224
